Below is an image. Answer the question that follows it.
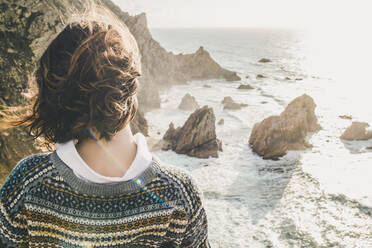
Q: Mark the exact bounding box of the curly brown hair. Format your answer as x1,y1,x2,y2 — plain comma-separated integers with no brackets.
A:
1,18,141,144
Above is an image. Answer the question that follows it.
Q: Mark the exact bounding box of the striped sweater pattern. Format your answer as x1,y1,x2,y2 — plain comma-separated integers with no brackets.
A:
0,151,210,247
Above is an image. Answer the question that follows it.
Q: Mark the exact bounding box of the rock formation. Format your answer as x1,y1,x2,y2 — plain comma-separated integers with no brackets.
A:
104,1,240,111
237,84,254,90
339,115,352,120
249,94,321,160
257,74,266,79
178,93,199,111
259,58,271,63
222,96,248,110
0,0,238,176
162,106,222,158
340,122,372,141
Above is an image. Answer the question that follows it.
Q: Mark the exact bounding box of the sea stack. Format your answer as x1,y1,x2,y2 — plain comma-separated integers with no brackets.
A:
340,122,372,140
249,94,321,159
178,93,199,111
162,106,222,158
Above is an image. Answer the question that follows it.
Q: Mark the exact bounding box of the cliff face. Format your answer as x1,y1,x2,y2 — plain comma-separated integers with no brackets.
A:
0,0,238,175
102,0,240,111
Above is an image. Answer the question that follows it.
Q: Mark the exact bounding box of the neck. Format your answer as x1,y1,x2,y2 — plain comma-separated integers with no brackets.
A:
75,125,137,177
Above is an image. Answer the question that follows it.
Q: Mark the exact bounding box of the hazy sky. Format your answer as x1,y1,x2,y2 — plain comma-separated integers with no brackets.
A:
111,0,370,29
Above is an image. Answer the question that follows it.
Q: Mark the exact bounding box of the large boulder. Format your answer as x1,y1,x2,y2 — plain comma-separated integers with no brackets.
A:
222,96,248,110
249,94,321,159
340,122,372,140
178,93,199,111
162,106,222,158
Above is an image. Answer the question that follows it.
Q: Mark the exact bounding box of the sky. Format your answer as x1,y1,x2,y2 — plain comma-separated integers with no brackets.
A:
111,0,371,30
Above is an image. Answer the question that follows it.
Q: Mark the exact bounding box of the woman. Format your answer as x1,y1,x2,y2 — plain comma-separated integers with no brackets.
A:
0,9,210,248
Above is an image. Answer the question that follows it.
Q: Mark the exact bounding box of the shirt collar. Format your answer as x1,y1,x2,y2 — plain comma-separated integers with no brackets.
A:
56,132,153,183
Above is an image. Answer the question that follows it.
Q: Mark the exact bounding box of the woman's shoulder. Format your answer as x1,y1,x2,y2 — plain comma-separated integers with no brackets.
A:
154,156,197,189
153,156,204,215
0,151,53,198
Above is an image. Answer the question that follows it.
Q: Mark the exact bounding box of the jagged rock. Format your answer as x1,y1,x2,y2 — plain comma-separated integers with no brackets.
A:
340,122,372,141
237,84,254,90
339,115,352,120
178,93,199,111
256,74,266,79
249,94,321,159
162,106,222,158
221,96,248,110
0,0,238,174
259,58,271,63
218,119,224,125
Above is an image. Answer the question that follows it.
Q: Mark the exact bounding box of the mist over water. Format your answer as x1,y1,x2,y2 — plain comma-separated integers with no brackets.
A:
145,28,372,247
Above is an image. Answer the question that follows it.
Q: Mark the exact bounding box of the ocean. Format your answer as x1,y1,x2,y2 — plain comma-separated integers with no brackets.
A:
145,28,372,247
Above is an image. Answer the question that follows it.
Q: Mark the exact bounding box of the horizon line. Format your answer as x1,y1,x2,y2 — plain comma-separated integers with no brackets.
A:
149,26,307,30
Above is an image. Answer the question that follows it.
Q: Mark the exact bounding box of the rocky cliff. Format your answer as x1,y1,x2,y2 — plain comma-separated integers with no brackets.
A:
0,0,238,176
102,0,241,111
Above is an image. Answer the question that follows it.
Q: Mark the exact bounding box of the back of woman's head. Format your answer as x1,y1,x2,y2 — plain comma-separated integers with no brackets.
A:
2,10,142,145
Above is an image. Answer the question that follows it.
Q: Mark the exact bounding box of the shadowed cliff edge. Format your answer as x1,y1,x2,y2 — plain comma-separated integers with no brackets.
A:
0,0,239,182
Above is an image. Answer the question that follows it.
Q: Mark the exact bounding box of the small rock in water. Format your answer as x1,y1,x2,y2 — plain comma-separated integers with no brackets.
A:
256,74,266,79
260,101,268,104
203,84,212,88
178,93,199,111
221,96,248,110
295,78,303,81
258,58,271,63
285,77,291,80
218,118,224,125
339,115,352,120
237,84,254,90
245,75,250,79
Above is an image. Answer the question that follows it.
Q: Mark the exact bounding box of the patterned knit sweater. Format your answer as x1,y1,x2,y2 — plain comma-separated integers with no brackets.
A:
0,151,210,247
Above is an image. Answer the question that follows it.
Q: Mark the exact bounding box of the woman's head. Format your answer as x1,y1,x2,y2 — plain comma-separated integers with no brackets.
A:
2,13,142,145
